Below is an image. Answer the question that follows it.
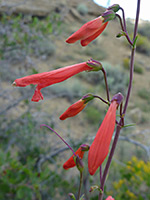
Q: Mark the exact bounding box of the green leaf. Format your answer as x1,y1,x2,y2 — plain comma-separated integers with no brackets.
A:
16,185,32,200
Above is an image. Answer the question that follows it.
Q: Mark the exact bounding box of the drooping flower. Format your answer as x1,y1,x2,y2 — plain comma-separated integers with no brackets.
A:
12,62,95,102
88,93,123,175
66,16,108,46
63,147,85,170
59,94,94,120
105,196,115,200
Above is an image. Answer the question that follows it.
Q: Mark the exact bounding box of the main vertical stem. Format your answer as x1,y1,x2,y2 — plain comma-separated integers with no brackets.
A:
123,0,141,114
98,0,141,199
77,171,83,200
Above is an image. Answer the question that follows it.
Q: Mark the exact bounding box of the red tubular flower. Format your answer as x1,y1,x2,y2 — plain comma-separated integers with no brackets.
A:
63,147,85,170
60,99,86,120
66,16,108,46
12,62,93,102
88,100,118,175
60,94,94,120
81,22,108,46
105,196,115,200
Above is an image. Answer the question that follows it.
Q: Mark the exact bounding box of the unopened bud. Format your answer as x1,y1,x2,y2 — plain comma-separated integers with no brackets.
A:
80,144,90,151
68,193,76,200
12,81,17,86
107,4,120,12
82,94,94,104
74,156,84,172
89,185,100,193
116,32,123,38
111,92,124,105
87,59,102,71
102,10,116,22
116,31,126,38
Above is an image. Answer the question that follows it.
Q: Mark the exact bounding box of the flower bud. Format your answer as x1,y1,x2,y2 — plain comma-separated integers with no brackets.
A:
89,185,101,193
107,4,120,12
101,10,116,23
111,92,124,105
116,32,124,38
80,144,90,151
82,94,94,104
68,193,76,200
12,81,17,86
74,156,84,172
86,59,102,71
116,31,126,38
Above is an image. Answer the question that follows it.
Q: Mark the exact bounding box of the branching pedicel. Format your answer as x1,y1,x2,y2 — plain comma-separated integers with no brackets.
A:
13,1,141,199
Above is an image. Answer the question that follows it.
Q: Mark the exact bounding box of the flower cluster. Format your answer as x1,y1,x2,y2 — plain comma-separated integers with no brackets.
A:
12,3,134,200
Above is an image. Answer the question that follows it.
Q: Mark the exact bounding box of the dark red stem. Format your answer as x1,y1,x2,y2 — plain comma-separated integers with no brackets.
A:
40,124,76,156
98,0,141,199
102,68,110,102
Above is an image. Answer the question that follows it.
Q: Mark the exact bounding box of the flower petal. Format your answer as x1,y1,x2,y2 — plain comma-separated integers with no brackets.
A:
81,22,108,46
13,62,93,102
59,100,86,120
88,101,117,175
105,196,115,200
66,17,103,44
63,147,85,170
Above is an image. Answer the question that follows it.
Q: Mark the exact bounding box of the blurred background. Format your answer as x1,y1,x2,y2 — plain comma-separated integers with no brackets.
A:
0,0,150,199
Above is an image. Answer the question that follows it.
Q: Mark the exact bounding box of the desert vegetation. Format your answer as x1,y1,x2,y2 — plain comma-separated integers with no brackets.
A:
0,0,150,199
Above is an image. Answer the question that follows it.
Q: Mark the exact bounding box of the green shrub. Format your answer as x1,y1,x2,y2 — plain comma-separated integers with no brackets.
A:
0,149,77,200
31,39,56,57
138,22,150,38
136,34,150,55
0,13,61,61
123,57,130,70
84,46,107,60
77,3,88,15
126,20,134,35
137,88,150,102
134,64,144,74
123,57,144,74
85,105,105,125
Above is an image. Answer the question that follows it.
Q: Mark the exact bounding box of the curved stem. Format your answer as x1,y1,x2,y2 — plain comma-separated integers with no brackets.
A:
116,14,133,46
116,14,124,31
93,95,109,105
40,124,76,156
120,7,127,31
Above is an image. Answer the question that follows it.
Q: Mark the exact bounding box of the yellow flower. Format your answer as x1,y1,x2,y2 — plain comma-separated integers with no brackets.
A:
137,160,144,169
126,190,137,199
114,179,125,190
132,156,138,163
143,164,150,174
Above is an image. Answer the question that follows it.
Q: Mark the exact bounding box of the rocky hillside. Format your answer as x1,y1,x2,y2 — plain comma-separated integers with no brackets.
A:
0,1,150,199
0,0,104,16
1,0,150,164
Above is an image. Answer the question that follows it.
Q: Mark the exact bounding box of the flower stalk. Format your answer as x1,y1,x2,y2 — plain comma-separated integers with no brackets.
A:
77,171,83,200
40,124,76,156
101,68,110,102
98,0,141,199
12,1,142,199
